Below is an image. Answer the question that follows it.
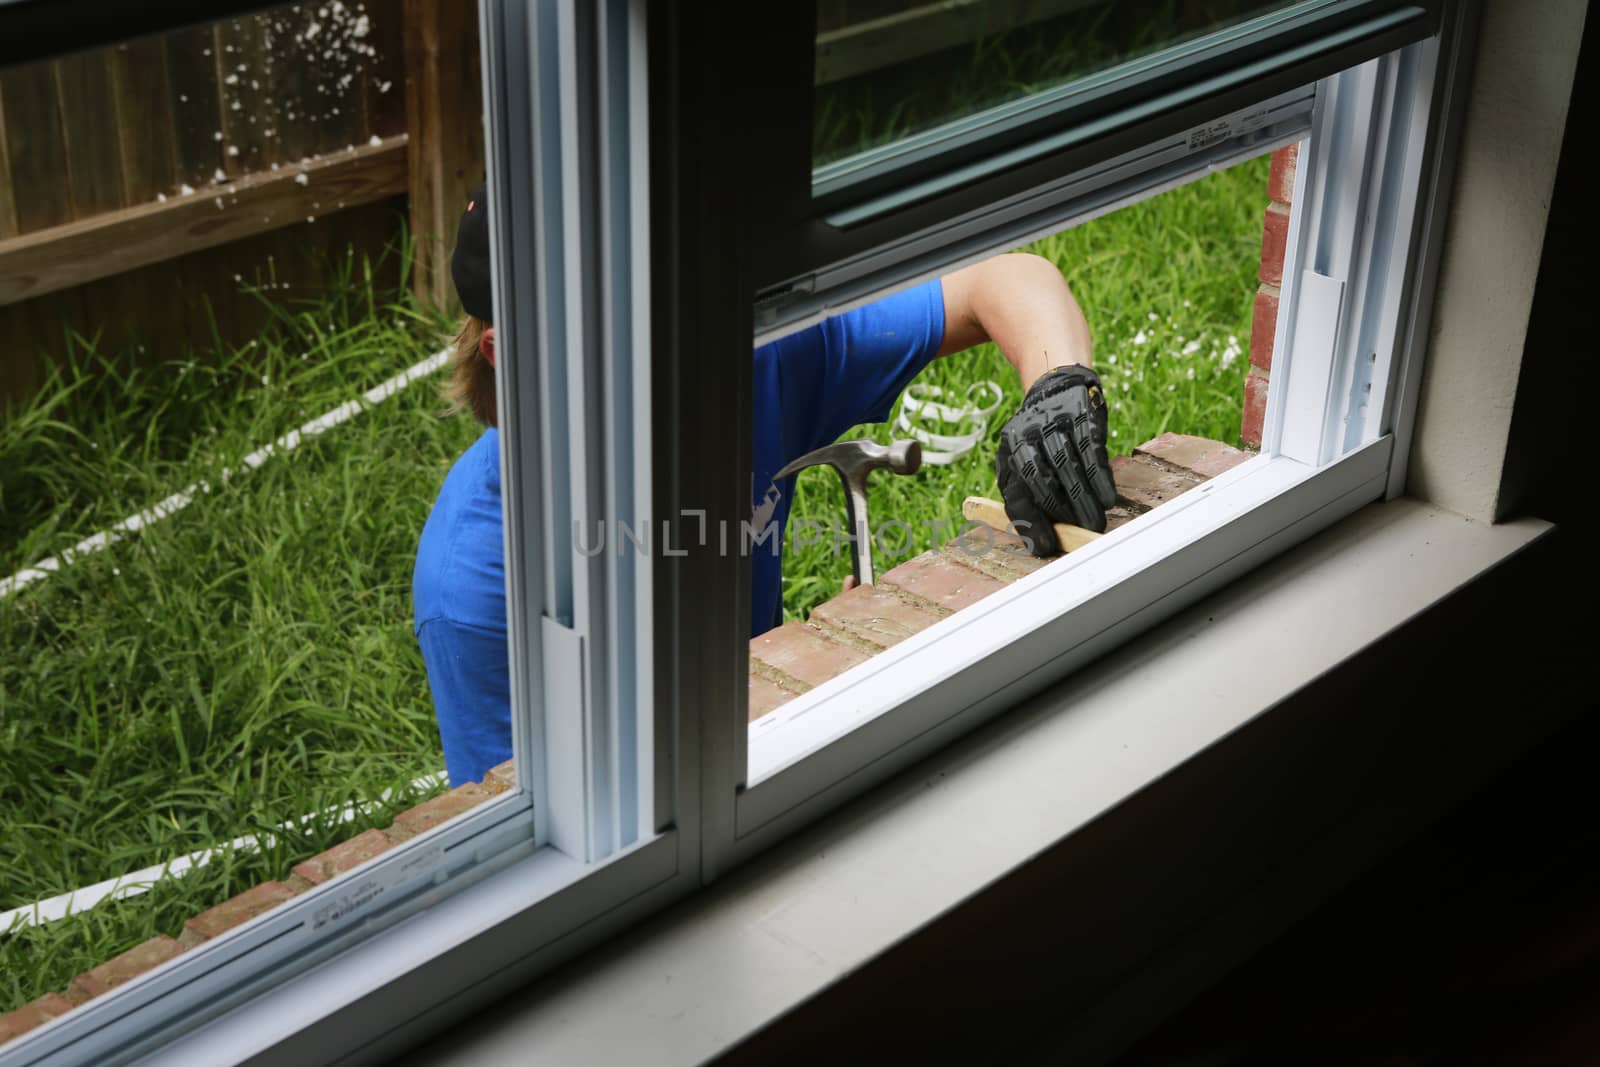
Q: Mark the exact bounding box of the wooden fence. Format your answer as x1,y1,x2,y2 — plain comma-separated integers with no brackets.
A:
0,0,482,411
0,0,1094,412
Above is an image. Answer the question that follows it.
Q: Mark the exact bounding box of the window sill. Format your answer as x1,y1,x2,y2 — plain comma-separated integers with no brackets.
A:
395,497,1550,1065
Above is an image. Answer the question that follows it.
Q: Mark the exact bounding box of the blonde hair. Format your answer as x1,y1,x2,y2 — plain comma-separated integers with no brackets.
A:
444,315,497,427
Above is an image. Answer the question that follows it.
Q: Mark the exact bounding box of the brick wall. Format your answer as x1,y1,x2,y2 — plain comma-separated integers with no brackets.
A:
749,432,1253,719
1242,143,1299,449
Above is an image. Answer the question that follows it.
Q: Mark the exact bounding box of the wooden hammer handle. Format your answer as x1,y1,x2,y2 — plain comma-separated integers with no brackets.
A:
961,496,1102,555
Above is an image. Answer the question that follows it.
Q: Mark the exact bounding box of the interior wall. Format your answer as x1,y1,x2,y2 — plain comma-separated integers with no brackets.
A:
1495,4,1594,529
1405,0,1587,521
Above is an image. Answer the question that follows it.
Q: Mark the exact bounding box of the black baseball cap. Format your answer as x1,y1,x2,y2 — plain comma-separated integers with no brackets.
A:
450,179,493,323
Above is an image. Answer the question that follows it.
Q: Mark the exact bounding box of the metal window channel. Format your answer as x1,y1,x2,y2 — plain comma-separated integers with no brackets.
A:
1381,0,1480,499
719,26,1467,870
523,0,650,863
810,1,1433,216
1271,19,1461,472
756,84,1316,346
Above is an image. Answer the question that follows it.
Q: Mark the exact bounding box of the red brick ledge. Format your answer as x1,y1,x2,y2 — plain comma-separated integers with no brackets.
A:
749,433,1252,720
1,434,1248,1046
0,761,518,1046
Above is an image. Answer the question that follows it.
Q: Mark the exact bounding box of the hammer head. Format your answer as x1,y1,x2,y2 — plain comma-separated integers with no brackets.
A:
773,438,921,588
774,438,922,483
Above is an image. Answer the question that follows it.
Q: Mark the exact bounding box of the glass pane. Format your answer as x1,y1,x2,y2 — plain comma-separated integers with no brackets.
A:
750,149,1281,725
0,0,500,1033
814,0,1314,169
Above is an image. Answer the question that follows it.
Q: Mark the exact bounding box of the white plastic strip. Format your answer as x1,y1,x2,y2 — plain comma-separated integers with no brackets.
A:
0,772,448,935
0,347,451,600
892,381,1003,464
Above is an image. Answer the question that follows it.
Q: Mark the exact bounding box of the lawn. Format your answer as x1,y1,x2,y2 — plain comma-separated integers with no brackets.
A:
0,151,1270,1014
0,247,469,1010
782,152,1269,622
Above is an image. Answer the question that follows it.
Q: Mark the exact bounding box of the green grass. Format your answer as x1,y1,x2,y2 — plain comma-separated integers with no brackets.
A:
781,153,1268,622
0,243,470,1010
0,151,1271,1014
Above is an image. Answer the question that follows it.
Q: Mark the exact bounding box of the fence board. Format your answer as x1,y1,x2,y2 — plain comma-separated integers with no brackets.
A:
0,80,18,239
53,51,129,218
0,196,405,411
365,0,408,140
0,62,71,233
0,134,408,307
214,16,273,177
166,24,229,191
96,258,191,379
0,283,89,410
110,39,181,206
259,9,315,166
0,4,414,417
404,0,483,313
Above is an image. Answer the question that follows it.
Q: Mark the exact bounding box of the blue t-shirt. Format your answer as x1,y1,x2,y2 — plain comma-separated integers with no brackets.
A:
414,279,945,786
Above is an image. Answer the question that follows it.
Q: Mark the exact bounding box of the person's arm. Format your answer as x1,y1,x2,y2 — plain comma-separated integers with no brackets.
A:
938,253,1117,552
935,252,1093,389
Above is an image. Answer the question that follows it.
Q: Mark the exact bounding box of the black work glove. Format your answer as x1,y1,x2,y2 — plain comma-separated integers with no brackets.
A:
995,364,1117,556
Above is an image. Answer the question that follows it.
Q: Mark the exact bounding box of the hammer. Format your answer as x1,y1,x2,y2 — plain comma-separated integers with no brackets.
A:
775,438,922,587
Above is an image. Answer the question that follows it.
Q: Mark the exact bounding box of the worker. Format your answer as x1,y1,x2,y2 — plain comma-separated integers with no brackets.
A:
414,181,1116,786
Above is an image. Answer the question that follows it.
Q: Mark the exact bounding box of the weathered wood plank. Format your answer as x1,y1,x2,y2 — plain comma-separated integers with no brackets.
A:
110,37,181,206
54,50,130,218
364,0,408,140
213,15,273,176
258,8,314,167
0,134,409,307
814,0,1099,85
166,24,228,190
0,79,19,239
0,282,88,412
311,10,365,156
0,61,72,233
404,0,484,313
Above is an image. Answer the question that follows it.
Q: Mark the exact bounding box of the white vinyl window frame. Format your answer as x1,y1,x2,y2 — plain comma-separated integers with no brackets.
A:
0,2,693,1065
706,18,1468,869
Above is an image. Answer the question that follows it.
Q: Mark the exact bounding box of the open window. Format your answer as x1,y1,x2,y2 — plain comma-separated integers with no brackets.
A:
0,0,1478,1060
669,0,1468,868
